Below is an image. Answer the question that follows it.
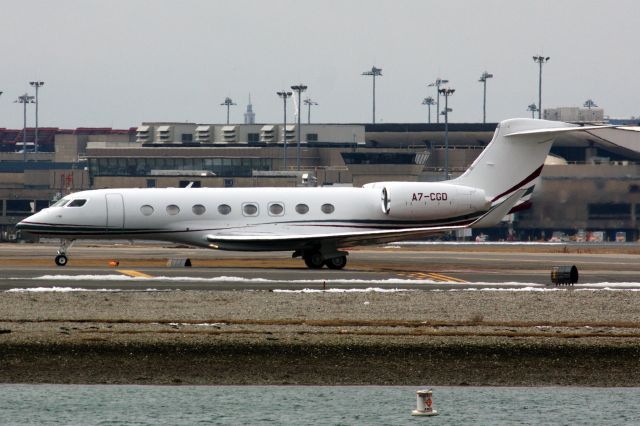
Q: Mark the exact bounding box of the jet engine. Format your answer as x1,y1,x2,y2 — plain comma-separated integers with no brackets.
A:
367,182,490,220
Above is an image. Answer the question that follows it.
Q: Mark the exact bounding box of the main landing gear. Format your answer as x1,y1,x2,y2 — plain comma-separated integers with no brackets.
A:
55,239,74,266
294,249,348,270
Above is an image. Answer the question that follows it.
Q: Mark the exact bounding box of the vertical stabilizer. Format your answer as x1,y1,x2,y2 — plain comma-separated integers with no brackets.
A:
451,118,573,202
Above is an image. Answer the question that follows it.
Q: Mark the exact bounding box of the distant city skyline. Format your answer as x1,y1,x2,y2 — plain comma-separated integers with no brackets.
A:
0,0,638,128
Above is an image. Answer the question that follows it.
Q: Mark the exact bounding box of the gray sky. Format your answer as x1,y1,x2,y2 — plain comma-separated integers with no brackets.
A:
1,0,638,128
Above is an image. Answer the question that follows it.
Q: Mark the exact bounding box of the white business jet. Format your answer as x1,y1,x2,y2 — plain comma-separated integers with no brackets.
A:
16,118,612,269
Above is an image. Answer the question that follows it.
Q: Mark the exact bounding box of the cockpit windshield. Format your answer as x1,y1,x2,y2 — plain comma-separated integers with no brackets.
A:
67,199,87,207
51,198,70,207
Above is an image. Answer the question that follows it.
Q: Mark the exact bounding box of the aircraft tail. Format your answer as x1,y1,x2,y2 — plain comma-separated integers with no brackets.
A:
451,118,611,204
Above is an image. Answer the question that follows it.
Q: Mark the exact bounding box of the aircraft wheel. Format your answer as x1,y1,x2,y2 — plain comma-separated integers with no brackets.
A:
325,256,347,270
304,252,325,269
55,254,68,267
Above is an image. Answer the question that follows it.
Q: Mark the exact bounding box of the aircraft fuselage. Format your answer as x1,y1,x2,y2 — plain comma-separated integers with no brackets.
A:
19,183,488,251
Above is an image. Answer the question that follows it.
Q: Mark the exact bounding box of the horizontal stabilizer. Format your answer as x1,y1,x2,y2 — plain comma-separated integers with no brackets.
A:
505,125,616,138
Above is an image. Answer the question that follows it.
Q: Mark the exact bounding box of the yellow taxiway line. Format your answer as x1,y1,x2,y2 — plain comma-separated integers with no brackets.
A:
400,271,468,283
117,269,154,279
426,272,468,283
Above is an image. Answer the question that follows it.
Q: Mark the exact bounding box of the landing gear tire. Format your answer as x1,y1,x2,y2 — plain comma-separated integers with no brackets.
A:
55,254,68,267
325,256,347,270
54,239,74,267
303,252,325,269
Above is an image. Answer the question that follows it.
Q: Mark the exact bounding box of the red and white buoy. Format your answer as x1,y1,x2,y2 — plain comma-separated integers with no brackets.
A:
411,389,438,417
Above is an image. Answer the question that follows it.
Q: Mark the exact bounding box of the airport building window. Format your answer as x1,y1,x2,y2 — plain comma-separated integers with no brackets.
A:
91,157,272,178
166,204,180,215
321,203,335,214
180,180,201,188
248,133,260,143
306,133,318,142
67,199,87,207
6,200,32,214
587,203,630,220
192,204,206,215
35,200,49,212
295,203,309,214
218,204,232,215
268,202,284,216
140,205,154,216
342,152,419,165
146,179,156,188
242,203,258,216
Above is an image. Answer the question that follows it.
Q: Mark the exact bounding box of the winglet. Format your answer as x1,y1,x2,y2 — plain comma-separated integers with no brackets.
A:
471,188,527,228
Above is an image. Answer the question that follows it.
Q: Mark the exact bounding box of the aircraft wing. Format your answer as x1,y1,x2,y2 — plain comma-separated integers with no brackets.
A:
206,189,525,251
206,222,469,251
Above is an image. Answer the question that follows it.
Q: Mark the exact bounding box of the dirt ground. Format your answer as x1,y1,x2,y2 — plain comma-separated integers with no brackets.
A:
1,290,639,385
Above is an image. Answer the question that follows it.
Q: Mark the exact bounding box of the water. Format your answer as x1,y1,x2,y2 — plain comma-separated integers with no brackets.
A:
0,386,639,425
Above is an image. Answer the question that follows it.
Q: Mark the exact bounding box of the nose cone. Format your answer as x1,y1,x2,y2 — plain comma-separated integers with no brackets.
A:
16,216,35,233
15,211,45,234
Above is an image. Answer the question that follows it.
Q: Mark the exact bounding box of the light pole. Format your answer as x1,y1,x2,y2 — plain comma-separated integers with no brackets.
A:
439,87,454,180
584,99,598,109
220,97,236,124
29,81,44,153
428,78,449,123
478,72,493,123
361,66,382,124
421,96,435,123
277,90,292,169
15,93,35,162
291,84,307,171
303,97,318,124
533,55,550,119
527,103,538,119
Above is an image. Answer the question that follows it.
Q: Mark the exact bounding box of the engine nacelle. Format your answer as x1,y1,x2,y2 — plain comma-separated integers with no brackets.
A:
366,182,490,220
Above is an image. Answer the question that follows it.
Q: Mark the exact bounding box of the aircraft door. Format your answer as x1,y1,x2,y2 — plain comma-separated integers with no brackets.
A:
105,193,125,229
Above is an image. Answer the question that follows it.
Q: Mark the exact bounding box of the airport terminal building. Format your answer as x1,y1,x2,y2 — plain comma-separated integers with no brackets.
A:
2,116,640,241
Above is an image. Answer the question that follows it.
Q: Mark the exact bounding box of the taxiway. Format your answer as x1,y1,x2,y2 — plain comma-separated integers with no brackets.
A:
1,242,639,290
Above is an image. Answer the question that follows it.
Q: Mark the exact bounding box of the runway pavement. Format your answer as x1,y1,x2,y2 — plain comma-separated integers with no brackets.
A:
1,241,639,291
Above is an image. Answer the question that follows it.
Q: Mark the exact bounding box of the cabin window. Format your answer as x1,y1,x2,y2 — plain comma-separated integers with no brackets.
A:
140,205,154,216
218,204,232,215
295,203,309,214
321,203,335,214
67,199,87,207
268,202,284,216
242,202,259,217
166,204,180,215
192,204,206,215
51,198,70,207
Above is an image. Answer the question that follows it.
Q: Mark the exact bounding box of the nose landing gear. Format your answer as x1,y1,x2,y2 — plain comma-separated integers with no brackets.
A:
55,239,75,267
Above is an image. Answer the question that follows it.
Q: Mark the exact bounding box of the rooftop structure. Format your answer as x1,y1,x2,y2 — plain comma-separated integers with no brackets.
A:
544,106,604,123
244,95,256,124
